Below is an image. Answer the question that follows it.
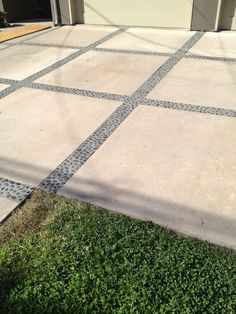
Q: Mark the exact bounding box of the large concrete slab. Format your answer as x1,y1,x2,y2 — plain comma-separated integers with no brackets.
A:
60,105,236,250
0,88,120,186
0,197,18,222
99,28,195,53
36,51,167,95
188,31,236,58
27,25,118,47
0,84,9,92
148,58,236,110
0,45,76,80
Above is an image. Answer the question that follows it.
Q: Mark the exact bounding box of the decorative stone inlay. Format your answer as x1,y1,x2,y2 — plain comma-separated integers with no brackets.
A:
0,178,33,202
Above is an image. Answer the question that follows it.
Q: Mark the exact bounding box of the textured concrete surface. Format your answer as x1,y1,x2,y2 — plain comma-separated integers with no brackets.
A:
60,105,236,250
36,51,167,95
148,58,236,110
99,28,195,53
0,45,76,80
0,44,8,50
188,31,236,58
0,88,120,186
0,197,18,222
28,25,118,47
1,25,236,249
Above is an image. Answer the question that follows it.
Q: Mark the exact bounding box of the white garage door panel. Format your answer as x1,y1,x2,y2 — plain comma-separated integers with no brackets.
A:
84,0,193,29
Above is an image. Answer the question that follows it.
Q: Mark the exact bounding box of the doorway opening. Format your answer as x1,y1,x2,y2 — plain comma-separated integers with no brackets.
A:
2,0,52,24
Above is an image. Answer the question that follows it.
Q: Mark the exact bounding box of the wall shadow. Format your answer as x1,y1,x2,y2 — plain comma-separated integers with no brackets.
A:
1,153,236,252
59,176,236,250
219,0,236,30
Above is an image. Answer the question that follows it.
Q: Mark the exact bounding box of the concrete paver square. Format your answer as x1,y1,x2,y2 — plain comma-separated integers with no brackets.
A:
0,197,18,222
0,84,9,92
99,28,195,53
148,58,236,110
0,45,77,80
36,51,167,95
188,31,236,58
0,88,121,186
60,105,236,249
27,25,118,47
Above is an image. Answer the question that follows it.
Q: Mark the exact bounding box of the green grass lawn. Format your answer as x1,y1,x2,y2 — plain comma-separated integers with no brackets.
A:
0,190,236,313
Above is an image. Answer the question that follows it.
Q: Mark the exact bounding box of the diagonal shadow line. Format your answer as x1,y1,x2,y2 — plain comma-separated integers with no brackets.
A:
16,41,83,49
0,176,33,203
85,2,194,52
58,176,236,250
0,29,205,222
0,156,53,185
0,157,236,250
84,2,127,27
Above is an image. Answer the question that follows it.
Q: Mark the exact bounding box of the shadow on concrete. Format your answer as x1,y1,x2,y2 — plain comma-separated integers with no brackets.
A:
219,0,236,30
0,156,52,185
0,152,236,251
59,176,236,250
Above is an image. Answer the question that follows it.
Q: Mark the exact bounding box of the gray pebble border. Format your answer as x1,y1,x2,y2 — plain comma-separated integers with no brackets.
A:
0,27,235,205
94,47,173,57
39,31,206,193
0,27,127,100
185,53,236,63
29,82,129,102
0,178,33,203
143,99,236,118
2,31,236,63
0,78,19,85
40,101,137,192
15,41,83,50
0,27,128,203
1,76,235,119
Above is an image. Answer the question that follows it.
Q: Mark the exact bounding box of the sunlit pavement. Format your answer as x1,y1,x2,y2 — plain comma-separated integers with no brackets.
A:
0,25,236,249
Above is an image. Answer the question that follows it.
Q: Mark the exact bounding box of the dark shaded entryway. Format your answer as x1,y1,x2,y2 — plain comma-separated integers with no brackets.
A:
2,0,52,23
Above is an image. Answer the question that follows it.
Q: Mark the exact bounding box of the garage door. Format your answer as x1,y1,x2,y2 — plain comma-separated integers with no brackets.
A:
83,0,193,29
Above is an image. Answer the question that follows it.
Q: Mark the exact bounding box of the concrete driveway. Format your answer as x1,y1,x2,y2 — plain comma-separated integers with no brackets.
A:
0,25,236,249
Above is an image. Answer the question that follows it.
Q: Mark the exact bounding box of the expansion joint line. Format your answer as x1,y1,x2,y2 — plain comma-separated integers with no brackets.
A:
0,26,129,100
0,26,130,203
0,177,33,203
40,32,205,193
